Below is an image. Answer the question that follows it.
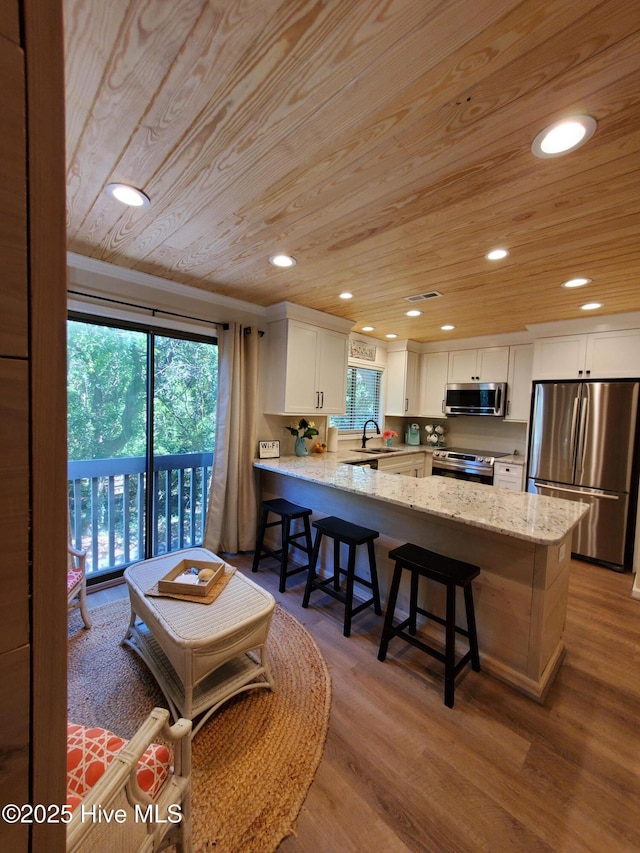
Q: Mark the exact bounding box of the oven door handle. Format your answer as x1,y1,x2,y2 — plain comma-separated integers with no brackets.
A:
433,462,493,477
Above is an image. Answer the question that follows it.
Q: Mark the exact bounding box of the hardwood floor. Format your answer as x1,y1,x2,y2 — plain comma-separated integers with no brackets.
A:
87,557,640,852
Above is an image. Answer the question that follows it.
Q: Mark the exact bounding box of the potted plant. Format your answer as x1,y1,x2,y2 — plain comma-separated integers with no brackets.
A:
285,418,319,456
382,429,398,447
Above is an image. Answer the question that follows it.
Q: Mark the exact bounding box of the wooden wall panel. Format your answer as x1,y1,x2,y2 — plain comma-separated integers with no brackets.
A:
23,0,68,849
0,3,30,851
0,645,30,850
0,360,29,655
0,2,66,852
0,38,27,358
0,1,20,44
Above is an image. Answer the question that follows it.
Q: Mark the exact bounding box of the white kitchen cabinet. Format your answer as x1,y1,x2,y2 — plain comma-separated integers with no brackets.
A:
385,349,420,415
505,344,533,422
418,351,449,417
265,319,348,415
532,335,587,379
447,346,509,383
585,329,640,378
493,461,525,491
532,329,640,380
376,452,426,477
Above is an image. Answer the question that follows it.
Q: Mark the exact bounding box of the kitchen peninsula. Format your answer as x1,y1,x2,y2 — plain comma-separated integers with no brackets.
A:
254,449,589,701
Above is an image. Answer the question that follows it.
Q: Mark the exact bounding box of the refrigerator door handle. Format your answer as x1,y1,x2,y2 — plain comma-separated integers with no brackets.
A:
533,481,620,500
570,393,581,471
576,395,589,477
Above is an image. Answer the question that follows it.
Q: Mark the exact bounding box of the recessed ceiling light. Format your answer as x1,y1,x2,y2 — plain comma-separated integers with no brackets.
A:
106,182,150,208
385,333,398,339
581,302,602,311
562,277,591,288
361,326,374,332
441,324,455,331
405,309,421,317
269,253,296,268
486,248,509,261
531,115,597,158
339,292,353,300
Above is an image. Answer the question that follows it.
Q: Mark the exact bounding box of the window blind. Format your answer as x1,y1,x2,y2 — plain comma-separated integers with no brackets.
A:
330,366,383,431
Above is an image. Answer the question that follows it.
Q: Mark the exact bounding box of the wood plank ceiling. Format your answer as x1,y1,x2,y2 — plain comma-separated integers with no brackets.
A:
64,0,640,342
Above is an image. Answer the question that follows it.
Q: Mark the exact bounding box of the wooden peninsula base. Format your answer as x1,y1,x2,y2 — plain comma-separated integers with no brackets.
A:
258,468,573,702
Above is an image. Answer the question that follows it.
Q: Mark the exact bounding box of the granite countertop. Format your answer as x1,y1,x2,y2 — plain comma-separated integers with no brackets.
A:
254,449,588,546
496,454,526,465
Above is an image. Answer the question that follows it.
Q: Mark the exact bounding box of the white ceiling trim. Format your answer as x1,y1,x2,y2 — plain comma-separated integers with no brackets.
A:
67,252,268,319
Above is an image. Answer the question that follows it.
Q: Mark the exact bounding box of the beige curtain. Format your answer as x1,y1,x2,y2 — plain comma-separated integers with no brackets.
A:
204,323,260,554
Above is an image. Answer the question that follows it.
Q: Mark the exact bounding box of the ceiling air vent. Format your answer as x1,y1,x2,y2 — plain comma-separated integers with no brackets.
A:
405,291,443,302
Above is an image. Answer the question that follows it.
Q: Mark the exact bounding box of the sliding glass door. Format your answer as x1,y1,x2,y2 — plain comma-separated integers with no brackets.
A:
67,317,218,582
151,334,218,557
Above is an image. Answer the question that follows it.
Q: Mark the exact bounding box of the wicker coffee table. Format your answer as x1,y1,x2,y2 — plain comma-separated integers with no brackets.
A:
123,548,275,736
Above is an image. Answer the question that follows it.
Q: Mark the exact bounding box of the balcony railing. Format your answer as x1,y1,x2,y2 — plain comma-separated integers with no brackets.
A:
68,452,213,578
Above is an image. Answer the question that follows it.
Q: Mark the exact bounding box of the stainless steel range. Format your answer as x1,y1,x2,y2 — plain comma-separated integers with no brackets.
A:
431,447,509,485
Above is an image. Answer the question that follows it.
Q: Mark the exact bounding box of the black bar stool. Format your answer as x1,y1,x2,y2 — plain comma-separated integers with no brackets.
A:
302,515,381,637
378,542,480,708
251,498,313,593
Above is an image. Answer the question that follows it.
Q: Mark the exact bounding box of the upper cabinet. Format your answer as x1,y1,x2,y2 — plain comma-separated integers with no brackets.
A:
532,330,640,380
418,351,449,418
447,346,509,383
385,348,420,416
265,318,349,415
504,344,533,422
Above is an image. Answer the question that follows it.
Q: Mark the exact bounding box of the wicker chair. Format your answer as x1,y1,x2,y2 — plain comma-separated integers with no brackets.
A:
66,707,192,853
67,544,92,629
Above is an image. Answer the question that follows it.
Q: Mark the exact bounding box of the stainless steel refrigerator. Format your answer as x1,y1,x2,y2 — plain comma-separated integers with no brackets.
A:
527,381,639,570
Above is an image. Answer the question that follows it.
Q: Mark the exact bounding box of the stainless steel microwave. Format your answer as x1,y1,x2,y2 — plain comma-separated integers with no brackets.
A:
444,382,507,416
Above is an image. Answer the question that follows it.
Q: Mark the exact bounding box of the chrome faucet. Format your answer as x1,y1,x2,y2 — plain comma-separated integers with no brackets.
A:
361,419,381,448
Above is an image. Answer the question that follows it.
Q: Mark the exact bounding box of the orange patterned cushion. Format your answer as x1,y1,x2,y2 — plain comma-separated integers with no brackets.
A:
67,568,84,594
67,723,171,810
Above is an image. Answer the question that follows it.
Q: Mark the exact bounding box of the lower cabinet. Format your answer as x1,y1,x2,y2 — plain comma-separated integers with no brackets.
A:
376,452,426,477
493,462,525,491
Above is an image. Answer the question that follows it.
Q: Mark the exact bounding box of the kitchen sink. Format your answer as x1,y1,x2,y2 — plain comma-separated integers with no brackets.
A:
352,447,402,454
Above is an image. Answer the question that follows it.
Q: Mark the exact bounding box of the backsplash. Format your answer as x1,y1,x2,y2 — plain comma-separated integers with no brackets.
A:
393,415,527,457
257,413,527,458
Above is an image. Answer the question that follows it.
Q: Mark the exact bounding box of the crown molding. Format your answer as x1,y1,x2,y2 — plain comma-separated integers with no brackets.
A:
265,300,354,333
526,311,640,337
67,252,267,319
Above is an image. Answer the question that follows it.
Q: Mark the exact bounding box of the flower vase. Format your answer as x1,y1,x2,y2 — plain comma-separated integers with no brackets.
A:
294,436,309,457
386,438,393,447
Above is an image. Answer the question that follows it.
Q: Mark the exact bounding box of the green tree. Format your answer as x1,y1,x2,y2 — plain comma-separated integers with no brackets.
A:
67,321,218,460
153,335,218,455
67,322,147,459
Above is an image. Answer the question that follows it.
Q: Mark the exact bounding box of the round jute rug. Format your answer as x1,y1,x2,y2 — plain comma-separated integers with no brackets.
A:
68,599,332,852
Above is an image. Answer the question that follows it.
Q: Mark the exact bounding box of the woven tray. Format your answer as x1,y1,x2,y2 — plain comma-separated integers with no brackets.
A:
146,565,237,605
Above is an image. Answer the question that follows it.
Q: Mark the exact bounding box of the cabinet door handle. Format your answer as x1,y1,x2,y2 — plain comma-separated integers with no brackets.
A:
405,398,408,412
578,369,583,376
320,390,324,409
506,400,510,416
315,391,320,409
441,399,445,413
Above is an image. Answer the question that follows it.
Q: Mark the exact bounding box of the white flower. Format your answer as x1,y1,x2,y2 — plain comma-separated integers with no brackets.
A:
424,424,434,433
435,425,444,434
428,433,438,444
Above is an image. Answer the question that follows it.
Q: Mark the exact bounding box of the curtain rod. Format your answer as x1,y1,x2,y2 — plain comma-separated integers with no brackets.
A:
68,288,230,330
